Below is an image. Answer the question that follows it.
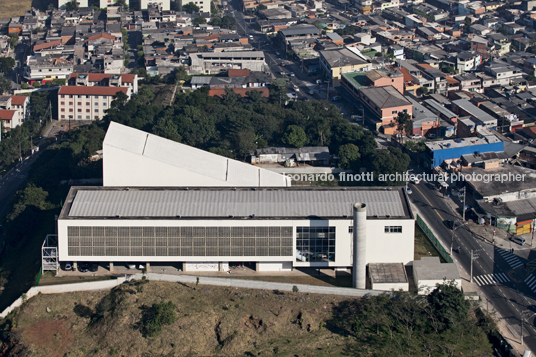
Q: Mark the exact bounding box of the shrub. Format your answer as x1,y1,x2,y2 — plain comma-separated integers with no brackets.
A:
292,285,299,293
21,83,28,89
142,301,177,337
32,81,41,87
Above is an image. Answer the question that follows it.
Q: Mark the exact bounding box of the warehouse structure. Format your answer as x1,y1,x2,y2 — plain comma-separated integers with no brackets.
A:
57,186,415,275
103,122,291,187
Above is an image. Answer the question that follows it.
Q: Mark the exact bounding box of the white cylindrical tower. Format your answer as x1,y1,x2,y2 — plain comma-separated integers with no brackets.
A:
353,202,367,289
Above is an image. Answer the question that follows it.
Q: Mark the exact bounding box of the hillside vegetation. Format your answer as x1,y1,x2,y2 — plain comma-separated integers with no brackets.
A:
0,280,495,356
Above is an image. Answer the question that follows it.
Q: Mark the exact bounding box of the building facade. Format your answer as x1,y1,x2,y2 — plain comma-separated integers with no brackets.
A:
57,86,131,121
57,186,415,272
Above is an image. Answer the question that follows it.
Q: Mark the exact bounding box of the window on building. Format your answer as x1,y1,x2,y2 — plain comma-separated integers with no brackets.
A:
296,227,335,262
95,102,99,106
86,109,90,113
69,102,73,106
384,226,402,233
77,109,82,112
69,95,73,98
61,115,65,119
77,102,81,106
61,95,65,98
392,110,398,115
77,115,81,119
61,108,65,112
86,116,90,119
69,108,73,112
348,226,353,233
95,116,99,119
61,101,65,105
77,95,81,98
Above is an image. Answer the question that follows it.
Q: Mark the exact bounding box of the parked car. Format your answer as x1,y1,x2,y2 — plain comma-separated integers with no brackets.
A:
316,79,322,84
410,177,421,184
511,236,525,246
407,188,413,195
127,263,136,269
332,96,341,101
289,72,295,76
293,85,299,92
411,135,422,140
275,52,280,56
63,262,73,271
89,264,99,272
78,263,90,273
138,264,145,270
281,62,285,66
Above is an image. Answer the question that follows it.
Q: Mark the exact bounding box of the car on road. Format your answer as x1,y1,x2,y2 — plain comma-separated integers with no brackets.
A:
78,262,90,273
511,236,526,246
289,72,295,76
275,52,280,56
407,188,412,194
281,62,285,66
410,177,421,184
293,85,299,92
443,220,455,230
316,79,322,84
332,96,341,101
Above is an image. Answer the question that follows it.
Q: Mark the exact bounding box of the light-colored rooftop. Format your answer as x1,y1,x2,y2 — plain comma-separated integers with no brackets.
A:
424,134,501,151
62,186,412,219
414,257,460,281
369,263,408,284
103,122,290,187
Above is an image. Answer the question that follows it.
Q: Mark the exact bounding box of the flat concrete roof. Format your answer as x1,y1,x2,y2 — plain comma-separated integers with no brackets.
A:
414,257,460,281
424,135,501,151
464,165,536,198
369,263,407,284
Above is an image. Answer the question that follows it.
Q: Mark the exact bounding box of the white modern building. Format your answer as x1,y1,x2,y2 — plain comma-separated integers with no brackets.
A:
57,86,131,121
103,122,291,187
57,186,415,273
189,52,267,75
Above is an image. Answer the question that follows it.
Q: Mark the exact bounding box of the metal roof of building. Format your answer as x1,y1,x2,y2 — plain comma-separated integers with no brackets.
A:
279,25,319,37
359,86,411,109
103,122,290,187
423,99,458,119
62,186,411,219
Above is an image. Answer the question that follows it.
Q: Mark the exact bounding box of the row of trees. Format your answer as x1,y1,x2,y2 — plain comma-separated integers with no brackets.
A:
331,282,496,356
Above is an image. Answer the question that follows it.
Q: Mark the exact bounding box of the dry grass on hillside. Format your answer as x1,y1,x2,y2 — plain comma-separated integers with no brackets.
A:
3,280,360,357
0,0,32,19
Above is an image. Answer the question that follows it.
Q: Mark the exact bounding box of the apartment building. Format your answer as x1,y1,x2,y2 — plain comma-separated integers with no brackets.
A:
0,96,30,123
485,63,523,86
67,73,139,94
57,86,131,121
0,110,20,131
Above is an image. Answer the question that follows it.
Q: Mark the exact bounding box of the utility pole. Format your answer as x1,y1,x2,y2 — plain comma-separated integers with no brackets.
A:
49,100,52,122
461,186,467,221
18,136,21,162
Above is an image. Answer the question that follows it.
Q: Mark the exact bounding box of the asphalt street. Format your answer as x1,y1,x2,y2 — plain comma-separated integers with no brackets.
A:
409,172,536,353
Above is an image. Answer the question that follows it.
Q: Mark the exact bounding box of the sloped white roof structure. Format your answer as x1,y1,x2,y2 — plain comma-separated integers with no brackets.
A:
103,122,291,187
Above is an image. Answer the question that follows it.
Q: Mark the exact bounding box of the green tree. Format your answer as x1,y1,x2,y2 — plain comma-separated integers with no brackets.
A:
0,75,11,94
497,27,507,36
110,91,128,109
338,143,360,169
116,0,128,11
52,78,66,86
366,147,410,185
394,111,412,137
211,17,222,26
282,125,307,148
9,34,18,49
428,280,469,331
211,1,218,15
420,86,429,95
257,4,267,10
0,57,15,74
221,16,236,29
32,81,41,88
137,50,144,58
234,128,257,159
464,16,472,27
65,0,78,11
183,1,200,12
193,16,207,26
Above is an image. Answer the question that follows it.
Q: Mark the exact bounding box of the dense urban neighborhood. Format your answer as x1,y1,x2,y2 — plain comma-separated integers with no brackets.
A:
1,0,536,354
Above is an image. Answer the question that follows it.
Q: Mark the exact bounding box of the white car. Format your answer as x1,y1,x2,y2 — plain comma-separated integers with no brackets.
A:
407,188,413,195
410,177,421,184
290,72,295,77
411,135,422,140
293,85,299,92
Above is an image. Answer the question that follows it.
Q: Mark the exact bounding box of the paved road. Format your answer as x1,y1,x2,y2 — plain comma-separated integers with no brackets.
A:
409,172,536,353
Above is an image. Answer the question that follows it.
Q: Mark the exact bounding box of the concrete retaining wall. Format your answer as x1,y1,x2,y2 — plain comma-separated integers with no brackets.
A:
0,273,384,319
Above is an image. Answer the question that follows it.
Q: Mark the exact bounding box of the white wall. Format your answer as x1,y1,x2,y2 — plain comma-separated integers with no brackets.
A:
417,278,462,295
256,262,293,271
58,217,415,269
372,282,409,291
366,219,415,265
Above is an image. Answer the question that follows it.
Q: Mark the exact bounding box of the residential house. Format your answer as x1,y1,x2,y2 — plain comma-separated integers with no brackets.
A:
319,47,371,86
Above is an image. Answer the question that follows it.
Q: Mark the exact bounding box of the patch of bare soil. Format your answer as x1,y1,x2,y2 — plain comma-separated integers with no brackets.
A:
20,319,74,357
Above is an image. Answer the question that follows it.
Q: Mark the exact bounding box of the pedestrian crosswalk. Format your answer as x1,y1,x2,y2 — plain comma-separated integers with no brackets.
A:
474,273,510,286
495,247,524,269
525,275,536,292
